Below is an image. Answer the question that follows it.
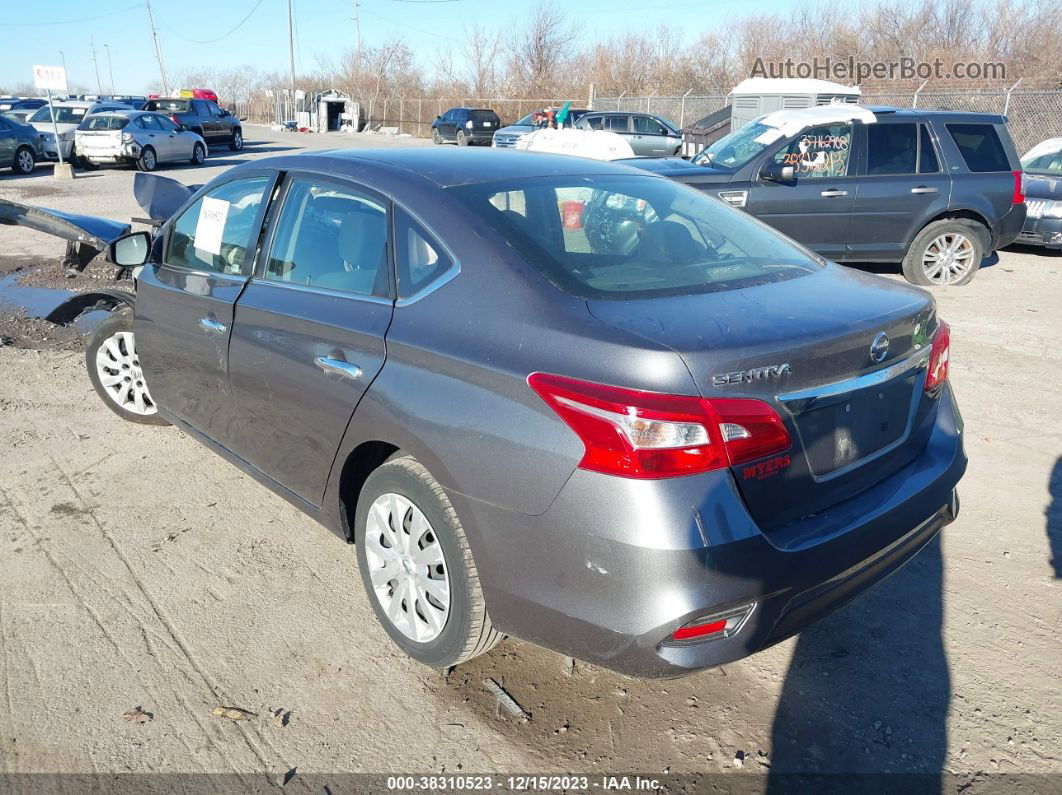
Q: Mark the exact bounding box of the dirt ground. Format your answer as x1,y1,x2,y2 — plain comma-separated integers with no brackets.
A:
0,127,1059,789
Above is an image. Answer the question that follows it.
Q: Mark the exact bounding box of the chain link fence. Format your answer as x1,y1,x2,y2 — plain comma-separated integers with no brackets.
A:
593,89,1062,152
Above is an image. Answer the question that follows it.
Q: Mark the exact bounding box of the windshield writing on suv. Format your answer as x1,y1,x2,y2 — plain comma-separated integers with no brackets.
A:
449,175,821,299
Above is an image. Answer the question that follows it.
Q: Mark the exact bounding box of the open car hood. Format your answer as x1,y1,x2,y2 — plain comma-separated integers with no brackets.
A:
0,198,130,254
133,172,200,222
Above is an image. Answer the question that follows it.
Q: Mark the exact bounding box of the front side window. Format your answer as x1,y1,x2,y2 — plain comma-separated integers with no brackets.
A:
947,123,1010,172
264,179,388,296
773,123,852,178
450,175,822,299
634,116,667,135
156,115,180,132
135,114,161,130
165,176,270,275
866,123,918,175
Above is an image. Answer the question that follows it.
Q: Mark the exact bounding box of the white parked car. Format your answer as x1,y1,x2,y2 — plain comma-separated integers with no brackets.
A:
74,110,207,172
28,100,131,161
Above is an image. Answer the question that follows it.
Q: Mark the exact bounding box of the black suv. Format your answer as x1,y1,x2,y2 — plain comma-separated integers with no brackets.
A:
145,97,243,151
630,106,1027,286
431,107,501,146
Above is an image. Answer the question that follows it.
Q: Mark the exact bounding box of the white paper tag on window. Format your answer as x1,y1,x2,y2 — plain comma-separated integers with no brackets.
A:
194,196,229,257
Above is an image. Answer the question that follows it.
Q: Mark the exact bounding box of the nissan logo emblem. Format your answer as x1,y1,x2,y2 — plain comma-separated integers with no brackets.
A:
870,332,890,363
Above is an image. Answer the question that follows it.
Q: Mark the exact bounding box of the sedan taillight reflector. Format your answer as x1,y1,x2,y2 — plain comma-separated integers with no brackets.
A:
527,373,791,479
925,320,950,394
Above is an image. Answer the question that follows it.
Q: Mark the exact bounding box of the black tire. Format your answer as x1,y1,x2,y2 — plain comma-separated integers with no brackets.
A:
77,155,100,171
431,128,442,144
135,146,158,172
902,219,986,287
13,145,35,175
85,309,169,426
456,130,467,147
229,128,243,151
355,455,503,669
190,142,206,165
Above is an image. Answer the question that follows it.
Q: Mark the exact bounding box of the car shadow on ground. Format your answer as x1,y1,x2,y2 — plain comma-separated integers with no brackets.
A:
423,535,949,778
848,253,1000,279
1047,456,1061,579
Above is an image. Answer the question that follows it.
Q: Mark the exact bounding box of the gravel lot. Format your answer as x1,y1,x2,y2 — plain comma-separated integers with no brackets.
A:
0,127,1059,786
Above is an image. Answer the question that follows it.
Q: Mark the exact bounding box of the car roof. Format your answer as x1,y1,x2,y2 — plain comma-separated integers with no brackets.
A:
861,105,1007,123
243,147,662,188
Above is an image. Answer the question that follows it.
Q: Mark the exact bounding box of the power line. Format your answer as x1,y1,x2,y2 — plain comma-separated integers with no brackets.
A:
157,0,270,45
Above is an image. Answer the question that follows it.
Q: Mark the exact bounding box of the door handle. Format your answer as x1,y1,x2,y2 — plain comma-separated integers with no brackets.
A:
314,356,362,380
911,186,938,194
198,317,227,334
820,189,848,197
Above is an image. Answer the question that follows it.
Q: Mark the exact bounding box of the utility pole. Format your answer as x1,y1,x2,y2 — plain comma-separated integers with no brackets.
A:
58,50,66,74
89,36,102,94
104,44,115,94
353,0,362,58
145,0,170,96
287,0,297,117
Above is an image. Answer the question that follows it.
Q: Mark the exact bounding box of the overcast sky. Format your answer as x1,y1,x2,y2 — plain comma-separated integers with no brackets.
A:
4,0,794,93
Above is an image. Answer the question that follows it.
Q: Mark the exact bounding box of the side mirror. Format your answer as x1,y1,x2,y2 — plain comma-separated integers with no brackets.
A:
761,162,795,182
436,115,442,120
221,109,231,117
110,231,152,267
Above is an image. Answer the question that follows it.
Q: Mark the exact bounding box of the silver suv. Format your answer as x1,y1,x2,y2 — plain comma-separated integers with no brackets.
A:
575,112,683,156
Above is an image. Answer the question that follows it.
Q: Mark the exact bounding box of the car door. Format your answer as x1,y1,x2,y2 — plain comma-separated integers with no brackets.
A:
133,113,168,160
631,115,673,156
134,172,276,442
604,114,633,148
226,174,393,505
847,121,951,261
745,122,858,261
441,110,458,140
192,100,215,140
0,117,16,164
155,113,190,159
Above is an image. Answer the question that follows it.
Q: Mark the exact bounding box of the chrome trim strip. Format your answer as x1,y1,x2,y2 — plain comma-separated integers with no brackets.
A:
778,349,930,403
249,278,394,306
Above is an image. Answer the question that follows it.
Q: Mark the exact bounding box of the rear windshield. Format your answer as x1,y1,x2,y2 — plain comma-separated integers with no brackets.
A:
448,175,821,300
29,105,88,123
151,99,190,113
470,110,499,121
946,124,1011,172
78,115,129,131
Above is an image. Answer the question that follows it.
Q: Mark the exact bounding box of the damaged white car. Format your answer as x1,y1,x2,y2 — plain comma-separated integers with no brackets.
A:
75,110,207,172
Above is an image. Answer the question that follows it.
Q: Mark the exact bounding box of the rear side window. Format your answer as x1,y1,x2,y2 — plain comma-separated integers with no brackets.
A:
264,179,389,297
604,115,629,132
866,124,917,175
165,177,270,275
947,124,1010,172
394,209,452,298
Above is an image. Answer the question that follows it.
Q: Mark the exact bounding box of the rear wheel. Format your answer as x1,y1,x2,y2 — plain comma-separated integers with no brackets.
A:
902,219,985,286
13,145,35,175
136,146,157,172
229,128,243,151
355,456,503,668
456,130,467,146
190,142,206,165
86,309,168,426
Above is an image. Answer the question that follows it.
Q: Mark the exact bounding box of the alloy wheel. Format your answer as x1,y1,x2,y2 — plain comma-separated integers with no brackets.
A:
142,149,156,170
364,492,450,643
16,149,33,173
921,233,975,285
193,144,205,164
95,331,157,416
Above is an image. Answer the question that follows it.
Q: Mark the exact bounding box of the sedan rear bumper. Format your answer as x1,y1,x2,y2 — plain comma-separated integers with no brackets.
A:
1016,215,1062,249
450,384,966,678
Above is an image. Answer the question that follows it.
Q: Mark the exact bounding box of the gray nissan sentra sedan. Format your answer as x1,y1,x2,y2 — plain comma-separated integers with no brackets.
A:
81,147,964,678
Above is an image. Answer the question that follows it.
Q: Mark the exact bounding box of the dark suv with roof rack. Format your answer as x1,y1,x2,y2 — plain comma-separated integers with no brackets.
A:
431,107,501,146
629,106,1027,286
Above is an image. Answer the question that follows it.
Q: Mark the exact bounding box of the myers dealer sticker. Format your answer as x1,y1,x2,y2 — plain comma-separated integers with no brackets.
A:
194,197,229,257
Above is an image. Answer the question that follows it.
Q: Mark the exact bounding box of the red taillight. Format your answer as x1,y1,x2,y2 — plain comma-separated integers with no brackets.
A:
672,619,727,641
171,114,180,125
527,373,791,479
1012,170,1026,205
669,603,755,643
925,321,950,394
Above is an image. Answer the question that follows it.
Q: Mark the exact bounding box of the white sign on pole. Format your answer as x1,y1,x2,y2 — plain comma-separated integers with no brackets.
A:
33,65,68,92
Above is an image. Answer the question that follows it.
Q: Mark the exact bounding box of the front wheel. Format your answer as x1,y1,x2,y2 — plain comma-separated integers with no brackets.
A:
136,146,157,172
902,219,986,286
190,142,206,165
431,128,441,144
355,456,503,669
229,129,243,151
86,309,168,426
13,145,35,175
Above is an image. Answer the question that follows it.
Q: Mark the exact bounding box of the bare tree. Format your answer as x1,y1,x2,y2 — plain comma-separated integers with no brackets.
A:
504,2,579,97
464,24,502,98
